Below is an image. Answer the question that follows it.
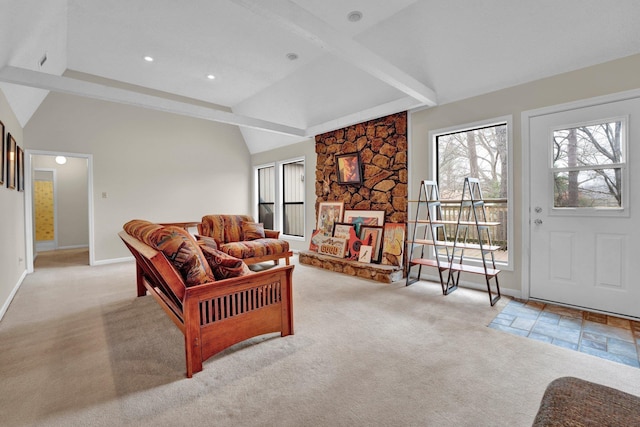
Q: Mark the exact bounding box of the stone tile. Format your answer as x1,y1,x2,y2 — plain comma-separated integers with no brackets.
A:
558,316,582,331
532,322,580,344
580,339,606,352
537,312,561,325
501,303,541,320
607,316,631,330
552,339,578,351
512,317,536,331
490,317,513,327
582,320,635,343
607,338,639,360
525,301,545,310
488,323,529,337
544,305,582,319
580,346,640,368
529,332,553,343
583,311,608,324
582,331,606,343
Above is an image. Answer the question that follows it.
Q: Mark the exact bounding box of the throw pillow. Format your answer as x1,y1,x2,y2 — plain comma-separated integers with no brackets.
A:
200,246,253,280
195,235,218,250
241,221,265,241
148,226,215,287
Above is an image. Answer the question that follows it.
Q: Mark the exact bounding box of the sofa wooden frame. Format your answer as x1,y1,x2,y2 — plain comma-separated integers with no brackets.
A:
119,231,294,378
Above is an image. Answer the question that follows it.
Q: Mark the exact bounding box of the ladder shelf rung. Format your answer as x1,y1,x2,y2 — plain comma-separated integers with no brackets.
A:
448,262,500,276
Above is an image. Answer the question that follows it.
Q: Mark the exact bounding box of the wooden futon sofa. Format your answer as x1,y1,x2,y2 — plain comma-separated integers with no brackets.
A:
119,219,294,378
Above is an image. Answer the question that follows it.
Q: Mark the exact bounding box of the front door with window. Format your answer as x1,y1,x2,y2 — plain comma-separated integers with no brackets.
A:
528,94,640,318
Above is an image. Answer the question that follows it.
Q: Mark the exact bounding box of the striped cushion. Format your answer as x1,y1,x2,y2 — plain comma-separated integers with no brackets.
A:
241,221,265,240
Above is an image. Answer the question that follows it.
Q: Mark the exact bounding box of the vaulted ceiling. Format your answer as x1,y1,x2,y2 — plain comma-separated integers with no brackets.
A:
2,0,640,153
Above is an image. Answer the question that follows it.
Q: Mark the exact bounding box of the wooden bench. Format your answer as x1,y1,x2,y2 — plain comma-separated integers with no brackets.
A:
119,231,294,378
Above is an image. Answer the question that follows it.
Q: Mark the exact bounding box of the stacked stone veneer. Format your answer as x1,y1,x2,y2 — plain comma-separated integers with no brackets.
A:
302,112,408,282
314,111,408,223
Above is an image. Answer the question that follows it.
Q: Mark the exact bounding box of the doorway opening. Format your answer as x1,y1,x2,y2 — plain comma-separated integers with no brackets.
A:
25,150,94,272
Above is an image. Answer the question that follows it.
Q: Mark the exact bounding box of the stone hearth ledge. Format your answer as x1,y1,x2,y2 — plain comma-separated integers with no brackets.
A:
299,250,403,283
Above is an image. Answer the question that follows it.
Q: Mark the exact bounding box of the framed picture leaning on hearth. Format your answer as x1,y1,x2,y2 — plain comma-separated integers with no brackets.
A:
343,209,385,235
360,225,384,263
336,152,362,185
317,201,344,236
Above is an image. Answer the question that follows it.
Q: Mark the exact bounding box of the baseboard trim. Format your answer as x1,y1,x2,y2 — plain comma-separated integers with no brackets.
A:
0,269,27,322
93,256,134,266
57,244,90,250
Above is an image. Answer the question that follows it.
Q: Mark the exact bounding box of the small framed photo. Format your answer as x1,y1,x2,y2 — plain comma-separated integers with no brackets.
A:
332,222,355,241
358,245,373,263
6,133,16,190
360,225,384,263
0,120,5,186
317,201,344,236
17,146,24,192
336,152,362,185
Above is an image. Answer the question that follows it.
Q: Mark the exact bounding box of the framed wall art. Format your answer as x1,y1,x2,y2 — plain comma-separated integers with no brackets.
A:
317,201,344,236
332,222,355,241
336,152,362,185
6,133,16,190
343,209,385,235
381,223,405,267
360,225,384,263
0,120,4,186
17,146,24,192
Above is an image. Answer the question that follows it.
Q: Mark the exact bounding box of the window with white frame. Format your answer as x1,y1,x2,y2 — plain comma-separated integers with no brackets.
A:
431,118,512,267
255,158,305,238
551,118,626,210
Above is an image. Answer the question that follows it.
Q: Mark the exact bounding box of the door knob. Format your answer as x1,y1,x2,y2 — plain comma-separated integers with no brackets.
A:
534,219,543,225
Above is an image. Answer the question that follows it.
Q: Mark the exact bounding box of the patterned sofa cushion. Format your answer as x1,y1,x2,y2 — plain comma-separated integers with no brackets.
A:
220,238,290,260
123,219,163,246
241,221,266,240
200,246,253,280
147,226,215,287
198,215,225,246
222,215,254,243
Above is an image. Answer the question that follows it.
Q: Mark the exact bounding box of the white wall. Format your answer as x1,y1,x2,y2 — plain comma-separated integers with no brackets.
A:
0,89,26,319
24,92,252,262
32,155,89,249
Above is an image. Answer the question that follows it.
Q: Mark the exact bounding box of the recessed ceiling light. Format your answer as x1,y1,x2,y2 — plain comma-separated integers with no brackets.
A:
206,74,216,80
347,11,363,22
144,56,154,62
286,53,299,61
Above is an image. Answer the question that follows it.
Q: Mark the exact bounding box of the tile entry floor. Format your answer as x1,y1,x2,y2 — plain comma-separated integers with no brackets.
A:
489,299,640,368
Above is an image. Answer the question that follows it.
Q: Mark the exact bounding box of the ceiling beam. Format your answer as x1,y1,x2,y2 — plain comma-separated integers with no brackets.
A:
231,0,437,107
0,66,307,137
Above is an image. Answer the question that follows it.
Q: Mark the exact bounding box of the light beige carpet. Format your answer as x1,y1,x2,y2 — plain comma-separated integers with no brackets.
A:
1,250,640,426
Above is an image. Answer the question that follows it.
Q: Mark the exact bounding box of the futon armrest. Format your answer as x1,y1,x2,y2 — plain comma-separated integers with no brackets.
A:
264,229,280,239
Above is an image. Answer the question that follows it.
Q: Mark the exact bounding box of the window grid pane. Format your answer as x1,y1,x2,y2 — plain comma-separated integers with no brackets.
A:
552,121,624,209
282,161,304,237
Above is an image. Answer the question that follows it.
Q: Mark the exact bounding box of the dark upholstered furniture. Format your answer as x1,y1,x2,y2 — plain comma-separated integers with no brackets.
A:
533,376,640,426
119,220,294,378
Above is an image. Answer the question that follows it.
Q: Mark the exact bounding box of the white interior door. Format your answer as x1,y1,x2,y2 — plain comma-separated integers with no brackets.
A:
528,94,640,319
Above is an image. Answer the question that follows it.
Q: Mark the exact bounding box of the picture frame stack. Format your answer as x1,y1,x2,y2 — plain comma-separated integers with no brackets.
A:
311,202,390,264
